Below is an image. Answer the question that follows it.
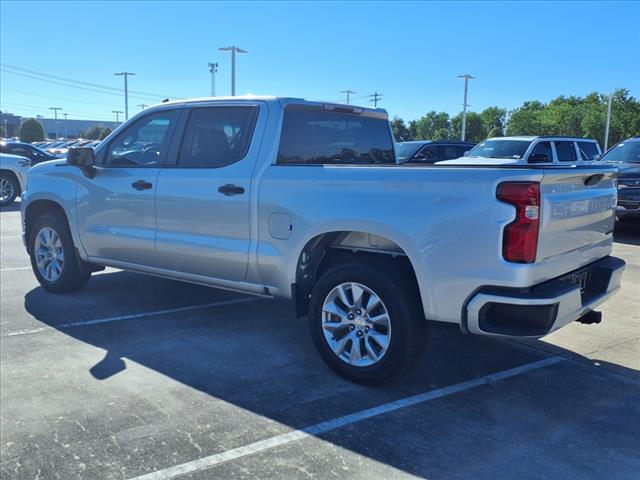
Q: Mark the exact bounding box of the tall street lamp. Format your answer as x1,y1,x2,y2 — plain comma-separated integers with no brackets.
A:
218,46,247,96
457,74,475,141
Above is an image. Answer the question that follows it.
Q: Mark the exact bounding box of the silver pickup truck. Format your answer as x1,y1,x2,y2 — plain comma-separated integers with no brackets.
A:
21,97,625,383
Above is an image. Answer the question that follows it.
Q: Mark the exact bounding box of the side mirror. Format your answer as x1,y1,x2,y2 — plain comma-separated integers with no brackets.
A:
529,152,550,163
463,150,470,157
67,147,96,178
593,154,601,161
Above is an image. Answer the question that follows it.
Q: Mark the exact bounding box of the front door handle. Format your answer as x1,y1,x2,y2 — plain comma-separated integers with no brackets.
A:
218,184,245,196
132,180,153,191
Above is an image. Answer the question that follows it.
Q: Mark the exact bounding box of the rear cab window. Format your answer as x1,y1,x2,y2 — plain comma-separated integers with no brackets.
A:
277,105,395,165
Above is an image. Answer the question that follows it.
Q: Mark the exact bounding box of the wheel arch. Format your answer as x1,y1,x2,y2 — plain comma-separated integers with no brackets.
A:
24,199,71,254
292,229,427,319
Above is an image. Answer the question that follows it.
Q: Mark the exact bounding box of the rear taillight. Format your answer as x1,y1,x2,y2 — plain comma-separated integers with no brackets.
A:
496,182,540,263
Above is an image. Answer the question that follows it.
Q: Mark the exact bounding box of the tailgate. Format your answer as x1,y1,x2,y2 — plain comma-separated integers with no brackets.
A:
538,166,617,261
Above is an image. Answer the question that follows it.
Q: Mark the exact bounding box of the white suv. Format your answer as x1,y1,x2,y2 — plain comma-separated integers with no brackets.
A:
440,136,602,165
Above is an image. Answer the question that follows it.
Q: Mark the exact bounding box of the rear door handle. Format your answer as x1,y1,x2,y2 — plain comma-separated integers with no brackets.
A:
132,180,153,191
218,184,245,196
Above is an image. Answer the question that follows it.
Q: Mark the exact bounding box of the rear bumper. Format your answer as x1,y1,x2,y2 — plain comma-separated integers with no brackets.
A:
465,256,625,338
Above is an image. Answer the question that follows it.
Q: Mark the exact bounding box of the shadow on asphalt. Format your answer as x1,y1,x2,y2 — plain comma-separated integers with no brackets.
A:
614,220,640,246
0,202,21,213
21,269,640,478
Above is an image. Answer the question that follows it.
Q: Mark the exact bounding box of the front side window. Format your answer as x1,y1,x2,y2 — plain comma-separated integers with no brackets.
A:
415,146,439,163
529,141,553,162
555,141,577,162
277,106,395,165
105,110,178,167
578,141,600,161
178,106,258,168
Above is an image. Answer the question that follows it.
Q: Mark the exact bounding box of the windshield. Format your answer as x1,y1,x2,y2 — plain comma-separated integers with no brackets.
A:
396,142,427,162
600,140,640,163
467,139,531,159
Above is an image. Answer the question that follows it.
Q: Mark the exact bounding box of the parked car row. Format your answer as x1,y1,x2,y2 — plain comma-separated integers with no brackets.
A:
395,136,602,165
34,139,102,155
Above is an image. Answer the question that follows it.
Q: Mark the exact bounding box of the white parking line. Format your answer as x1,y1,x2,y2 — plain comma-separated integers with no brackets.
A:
0,266,31,271
4,298,255,337
129,356,565,480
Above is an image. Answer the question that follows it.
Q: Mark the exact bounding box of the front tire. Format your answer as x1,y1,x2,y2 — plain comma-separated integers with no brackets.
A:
0,172,19,207
29,213,91,293
308,260,428,384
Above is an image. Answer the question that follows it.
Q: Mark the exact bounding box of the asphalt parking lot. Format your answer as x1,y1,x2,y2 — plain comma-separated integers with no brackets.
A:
1,202,639,480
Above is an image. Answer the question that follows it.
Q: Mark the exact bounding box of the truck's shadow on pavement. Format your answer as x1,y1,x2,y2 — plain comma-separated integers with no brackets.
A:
23,268,640,479
614,220,640,246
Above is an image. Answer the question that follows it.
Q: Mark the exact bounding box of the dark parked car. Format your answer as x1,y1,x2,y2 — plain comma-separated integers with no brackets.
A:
598,136,640,222
0,141,62,166
396,140,476,164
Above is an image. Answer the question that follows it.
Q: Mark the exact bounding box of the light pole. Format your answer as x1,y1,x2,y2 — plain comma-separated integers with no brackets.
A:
49,107,62,138
114,72,135,120
341,90,356,104
604,92,613,151
218,46,247,96
457,74,475,141
3,119,7,138
112,110,123,125
208,62,218,96
62,113,69,138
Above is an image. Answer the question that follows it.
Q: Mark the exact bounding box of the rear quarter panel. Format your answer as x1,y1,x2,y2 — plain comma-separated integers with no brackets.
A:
256,165,547,324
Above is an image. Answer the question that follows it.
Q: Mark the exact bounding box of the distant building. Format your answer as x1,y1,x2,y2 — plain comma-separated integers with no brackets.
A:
0,112,22,138
0,111,119,139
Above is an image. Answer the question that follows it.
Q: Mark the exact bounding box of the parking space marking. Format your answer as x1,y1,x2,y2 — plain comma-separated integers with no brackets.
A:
0,266,31,271
129,356,565,480
3,298,255,337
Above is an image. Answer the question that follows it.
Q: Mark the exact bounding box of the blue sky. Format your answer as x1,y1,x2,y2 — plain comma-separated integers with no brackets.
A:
1,0,639,122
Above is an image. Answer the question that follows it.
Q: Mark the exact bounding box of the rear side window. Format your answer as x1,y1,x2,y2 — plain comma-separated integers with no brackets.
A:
277,106,395,165
442,145,459,160
178,107,258,168
578,142,600,160
555,141,577,162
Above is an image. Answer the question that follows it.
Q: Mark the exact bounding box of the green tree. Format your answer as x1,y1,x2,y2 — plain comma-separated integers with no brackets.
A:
82,126,104,140
480,107,507,137
451,112,486,142
390,117,412,141
0,125,6,138
19,118,45,143
99,127,112,140
506,101,545,135
414,111,451,140
407,120,418,140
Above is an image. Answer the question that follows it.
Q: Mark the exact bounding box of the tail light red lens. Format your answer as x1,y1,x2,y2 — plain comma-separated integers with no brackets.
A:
496,182,540,263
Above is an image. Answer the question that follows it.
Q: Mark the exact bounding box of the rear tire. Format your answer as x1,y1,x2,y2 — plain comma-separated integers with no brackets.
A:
308,260,428,384
29,213,91,293
0,172,19,207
